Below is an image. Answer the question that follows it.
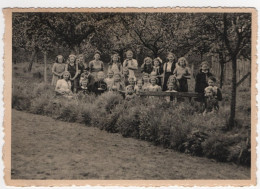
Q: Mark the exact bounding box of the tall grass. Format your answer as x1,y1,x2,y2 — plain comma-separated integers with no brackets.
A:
12,80,251,166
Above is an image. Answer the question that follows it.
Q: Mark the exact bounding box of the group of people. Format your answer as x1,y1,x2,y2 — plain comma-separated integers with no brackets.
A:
52,50,222,115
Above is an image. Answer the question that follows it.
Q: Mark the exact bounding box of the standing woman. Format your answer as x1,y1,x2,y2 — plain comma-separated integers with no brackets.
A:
162,52,177,91
89,50,104,81
65,54,79,93
51,55,66,86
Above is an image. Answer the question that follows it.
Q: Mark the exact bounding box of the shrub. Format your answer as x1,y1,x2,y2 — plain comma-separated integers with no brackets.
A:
95,92,123,113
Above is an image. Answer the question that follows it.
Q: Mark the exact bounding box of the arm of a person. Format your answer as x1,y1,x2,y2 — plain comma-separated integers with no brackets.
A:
89,61,93,72
183,67,191,79
55,80,63,94
128,60,138,70
65,64,68,71
101,61,104,71
52,63,59,76
140,63,145,73
217,88,222,101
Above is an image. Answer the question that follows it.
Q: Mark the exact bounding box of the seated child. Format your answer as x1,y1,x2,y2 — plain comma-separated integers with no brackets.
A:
147,77,162,92
110,73,125,92
128,77,136,87
104,70,114,90
207,76,222,101
80,79,89,95
55,71,74,99
167,75,179,91
80,68,95,90
125,85,136,100
134,79,144,95
142,72,151,91
141,57,153,74
203,86,219,116
122,68,130,87
93,71,107,95
165,82,177,102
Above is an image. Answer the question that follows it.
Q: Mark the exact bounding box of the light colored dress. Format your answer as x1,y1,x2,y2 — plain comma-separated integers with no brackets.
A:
55,79,72,95
89,60,104,80
109,63,122,74
51,63,66,86
104,77,114,90
123,59,138,79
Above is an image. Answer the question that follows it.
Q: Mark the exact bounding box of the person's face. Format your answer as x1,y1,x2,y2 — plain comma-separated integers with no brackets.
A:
180,59,185,67
69,56,75,63
94,54,100,60
154,60,159,67
143,75,149,83
79,56,84,62
129,79,135,86
112,55,119,62
208,79,214,86
76,59,80,64
202,65,209,72
108,72,114,78
63,73,70,80
151,79,156,85
128,88,134,94
97,72,105,80
127,52,133,59
123,70,129,76
137,81,142,88
57,57,63,63
146,60,152,65
206,90,213,97
114,75,120,82
168,55,174,62
82,80,88,87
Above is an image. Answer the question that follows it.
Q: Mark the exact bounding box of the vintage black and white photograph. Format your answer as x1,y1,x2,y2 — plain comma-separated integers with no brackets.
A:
6,8,255,184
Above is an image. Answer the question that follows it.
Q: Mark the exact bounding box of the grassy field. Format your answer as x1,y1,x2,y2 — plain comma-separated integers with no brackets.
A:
11,109,250,180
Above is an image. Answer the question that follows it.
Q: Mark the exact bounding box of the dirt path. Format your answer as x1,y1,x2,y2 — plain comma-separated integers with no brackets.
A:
11,109,250,180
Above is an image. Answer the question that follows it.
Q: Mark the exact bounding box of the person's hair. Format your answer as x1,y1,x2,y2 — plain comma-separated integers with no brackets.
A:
93,50,101,59
201,61,209,68
128,77,135,82
205,86,214,94
107,70,114,75
63,71,71,79
109,53,121,65
143,57,152,64
55,55,65,63
125,50,133,57
153,57,162,66
208,76,216,83
177,57,188,67
68,54,76,63
97,71,105,78
166,52,177,62
114,72,121,78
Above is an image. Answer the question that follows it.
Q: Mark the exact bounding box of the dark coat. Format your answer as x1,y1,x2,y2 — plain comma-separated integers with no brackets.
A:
93,80,107,95
141,63,153,74
195,69,213,94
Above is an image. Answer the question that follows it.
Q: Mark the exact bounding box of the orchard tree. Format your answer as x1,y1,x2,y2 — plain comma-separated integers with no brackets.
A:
207,13,251,127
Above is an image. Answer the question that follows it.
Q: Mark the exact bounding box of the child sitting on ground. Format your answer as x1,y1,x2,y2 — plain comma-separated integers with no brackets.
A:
104,70,114,90
125,85,136,100
128,77,136,87
80,79,89,95
110,73,125,92
141,57,153,74
203,86,219,116
93,71,107,95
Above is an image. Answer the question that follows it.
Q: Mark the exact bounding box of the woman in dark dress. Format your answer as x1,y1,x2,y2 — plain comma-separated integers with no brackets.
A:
65,54,79,93
162,52,177,91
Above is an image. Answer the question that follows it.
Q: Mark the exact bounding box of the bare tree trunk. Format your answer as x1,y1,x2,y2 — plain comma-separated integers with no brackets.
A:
43,51,47,83
228,57,237,129
27,49,37,72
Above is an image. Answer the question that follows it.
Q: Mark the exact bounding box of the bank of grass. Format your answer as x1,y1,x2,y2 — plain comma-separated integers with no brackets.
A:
12,80,251,166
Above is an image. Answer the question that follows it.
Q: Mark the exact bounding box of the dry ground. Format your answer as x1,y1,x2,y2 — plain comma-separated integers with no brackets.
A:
11,109,250,180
